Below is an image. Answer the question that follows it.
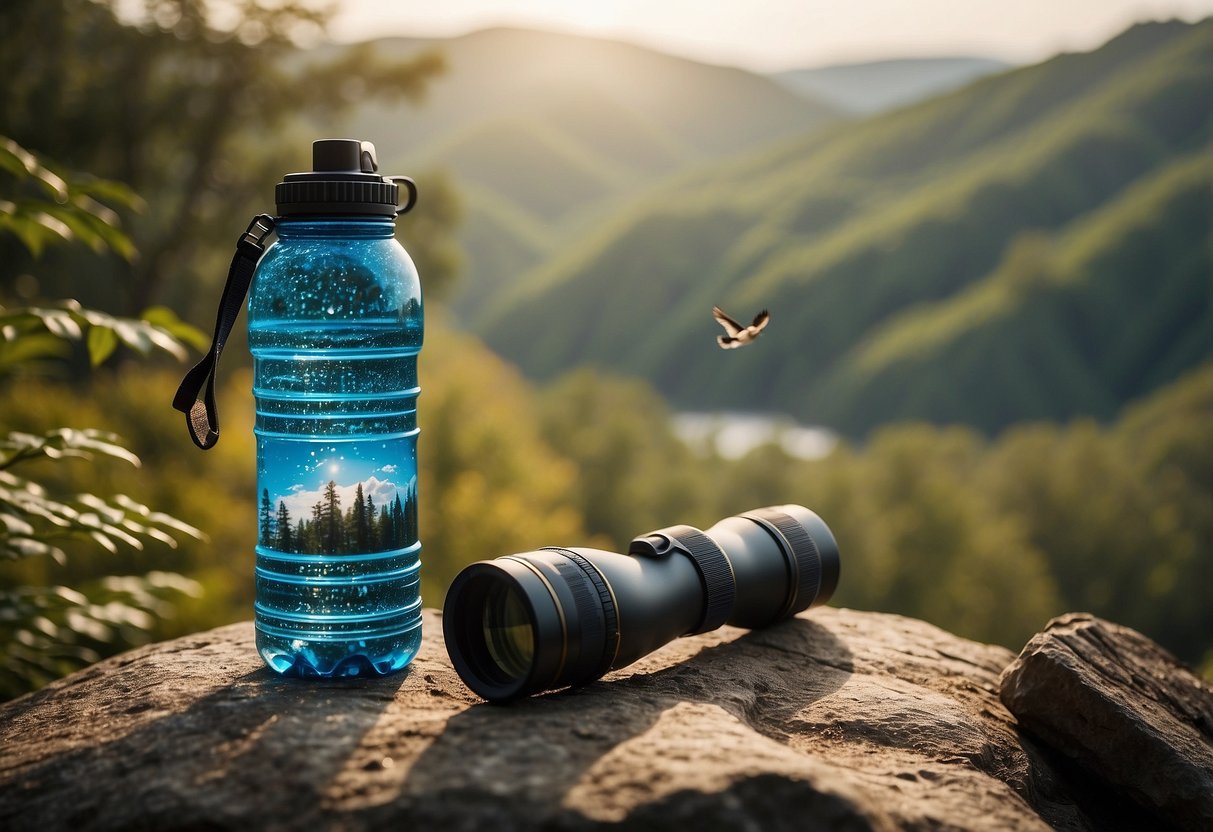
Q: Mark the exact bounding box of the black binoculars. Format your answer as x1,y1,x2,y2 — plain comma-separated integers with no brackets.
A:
443,505,840,701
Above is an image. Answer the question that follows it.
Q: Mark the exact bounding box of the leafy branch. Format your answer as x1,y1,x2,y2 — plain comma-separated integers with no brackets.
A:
0,431,205,562
0,299,207,373
0,135,143,259
1,137,209,697
1,572,204,698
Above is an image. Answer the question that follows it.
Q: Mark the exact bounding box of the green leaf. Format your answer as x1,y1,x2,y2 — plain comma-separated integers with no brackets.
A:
73,178,144,212
111,319,152,354
86,325,119,367
0,137,68,199
36,310,83,340
142,327,188,361
0,512,35,535
0,537,66,563
0,137,137,261
145,511,206,540
50,205,136,262
0,334,71,374
0,143,28,177
98,522,143,550
0,428,141,469
88,530,118,554
0,213,56,257
70,431,141,467
141,306,209,353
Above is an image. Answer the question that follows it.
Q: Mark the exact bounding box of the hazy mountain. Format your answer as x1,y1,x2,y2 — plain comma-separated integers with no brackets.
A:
775,56,1012,114
476,18,1213,437
336,27,844,318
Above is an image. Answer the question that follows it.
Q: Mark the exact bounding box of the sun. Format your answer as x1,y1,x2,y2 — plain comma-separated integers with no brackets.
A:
328,463,340,475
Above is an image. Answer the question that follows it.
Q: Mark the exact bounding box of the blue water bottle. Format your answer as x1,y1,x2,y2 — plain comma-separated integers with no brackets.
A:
174,138,423,677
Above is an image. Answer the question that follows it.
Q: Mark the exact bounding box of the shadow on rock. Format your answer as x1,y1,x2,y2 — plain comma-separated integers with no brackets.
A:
379,617,854,829
0,665,410,832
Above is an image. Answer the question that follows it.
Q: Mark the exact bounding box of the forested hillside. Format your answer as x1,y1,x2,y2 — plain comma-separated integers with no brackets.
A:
479,18,1213,436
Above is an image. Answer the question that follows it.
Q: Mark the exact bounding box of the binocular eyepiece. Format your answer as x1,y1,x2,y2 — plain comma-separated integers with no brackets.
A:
443,505,840,701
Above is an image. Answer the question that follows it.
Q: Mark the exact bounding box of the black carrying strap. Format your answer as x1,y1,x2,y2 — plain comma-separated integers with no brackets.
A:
173,214,276,450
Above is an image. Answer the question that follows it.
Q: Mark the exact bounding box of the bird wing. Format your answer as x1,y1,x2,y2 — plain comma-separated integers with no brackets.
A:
749,309,770,333
713,306,744,337
717,335,744,349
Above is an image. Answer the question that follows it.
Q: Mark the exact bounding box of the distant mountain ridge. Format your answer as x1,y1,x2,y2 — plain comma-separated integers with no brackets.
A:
475,18,1213,436
352,27,843,168
775,56,1012,114
337,27,844,319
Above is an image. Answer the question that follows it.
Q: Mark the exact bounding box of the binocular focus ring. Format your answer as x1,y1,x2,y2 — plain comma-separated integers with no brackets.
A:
542,547,621,682
742,507,824,618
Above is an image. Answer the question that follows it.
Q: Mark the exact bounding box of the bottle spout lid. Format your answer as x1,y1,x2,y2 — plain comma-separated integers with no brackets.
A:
277,138,414,216
311,139,379,173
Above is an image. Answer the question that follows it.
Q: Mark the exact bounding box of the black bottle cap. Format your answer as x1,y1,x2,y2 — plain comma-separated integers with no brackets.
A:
275,139,416,217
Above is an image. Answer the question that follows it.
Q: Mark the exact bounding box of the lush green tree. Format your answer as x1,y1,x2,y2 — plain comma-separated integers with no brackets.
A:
981,364,1213,661
319,480,342,553
538,368,716,544
0,0,457,320
779,426,1062,647
476,20,1212,436
350,483,367,552
258,488,273,545
274,500,293,553
378,503,392,550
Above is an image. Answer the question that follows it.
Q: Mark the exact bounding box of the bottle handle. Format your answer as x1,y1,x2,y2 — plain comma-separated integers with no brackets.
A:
389,176,418,215
172,214,277,450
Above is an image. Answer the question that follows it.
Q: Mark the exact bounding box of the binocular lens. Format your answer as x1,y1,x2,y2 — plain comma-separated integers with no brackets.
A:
482,582,534,681
444,504,840,702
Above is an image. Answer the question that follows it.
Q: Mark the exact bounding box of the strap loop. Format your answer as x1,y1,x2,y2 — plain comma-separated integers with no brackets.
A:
172,214,276,450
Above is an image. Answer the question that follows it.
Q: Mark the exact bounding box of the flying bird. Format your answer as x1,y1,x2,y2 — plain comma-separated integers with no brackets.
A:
713,305,769,349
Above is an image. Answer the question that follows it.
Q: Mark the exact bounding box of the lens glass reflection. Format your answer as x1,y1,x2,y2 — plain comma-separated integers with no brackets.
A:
482,581,533,681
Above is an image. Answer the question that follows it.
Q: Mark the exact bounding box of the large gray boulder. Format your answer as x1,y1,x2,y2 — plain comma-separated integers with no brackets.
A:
0,607,1190,830
1000,612,1213,831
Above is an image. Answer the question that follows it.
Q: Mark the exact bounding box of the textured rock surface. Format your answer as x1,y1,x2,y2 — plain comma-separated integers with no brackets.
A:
0,608,1157,830
1000,612,1213,832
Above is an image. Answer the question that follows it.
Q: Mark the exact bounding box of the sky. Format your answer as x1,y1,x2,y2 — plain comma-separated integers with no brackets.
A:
328,0,1213,70
261,440,409,524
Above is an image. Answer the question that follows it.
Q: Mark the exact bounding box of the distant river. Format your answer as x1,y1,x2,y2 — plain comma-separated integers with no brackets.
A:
672,412,839,461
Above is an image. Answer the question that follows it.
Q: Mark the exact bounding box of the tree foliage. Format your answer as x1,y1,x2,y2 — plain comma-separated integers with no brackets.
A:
0,0,455,318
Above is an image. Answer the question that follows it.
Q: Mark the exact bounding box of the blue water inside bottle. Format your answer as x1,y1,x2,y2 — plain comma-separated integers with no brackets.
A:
248,216,423,677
